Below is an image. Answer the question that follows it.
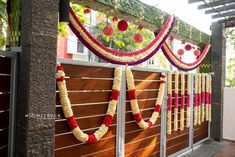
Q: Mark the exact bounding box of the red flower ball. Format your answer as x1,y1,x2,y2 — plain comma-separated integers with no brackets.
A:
194,49,201,57
133,33,144,43
84,8,91,14
112,17,118,22
185,44,192,51
177,49,185,56
117,20,128,32
103,24,114,36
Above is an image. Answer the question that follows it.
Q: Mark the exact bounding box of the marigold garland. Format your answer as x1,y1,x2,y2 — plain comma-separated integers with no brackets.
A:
194,74,198,126
173,72,179,131
56,64,122,144
167,72,172,134
180,73,185,131
126,66,166,129
186,73,191,128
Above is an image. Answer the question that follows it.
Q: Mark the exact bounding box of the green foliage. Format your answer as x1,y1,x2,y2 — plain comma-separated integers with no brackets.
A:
0,0,6,49
226,58,235,87
94,19,154,51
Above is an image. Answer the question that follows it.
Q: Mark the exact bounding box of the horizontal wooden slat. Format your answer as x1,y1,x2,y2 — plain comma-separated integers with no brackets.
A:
125,135,160,154
125,125,161,144
0,94,10,111
126,99,156,111
0,111,9,129
126,109,161,122
0,128,8,147
193,132,208,144
55,115,116,134
126,90,159,100
166,139,189,156
55,125,116,149
56,91,111,105
0,76,10,92
167,128,189,139
55,136,115,157
166,133,189,148
0,57,11,74
132,70,161,80
56,103,109,119
125,144,160,157
134,80,160,90
84,147,115,157
0,145,8,157
61,64,114,78
65,78,113,91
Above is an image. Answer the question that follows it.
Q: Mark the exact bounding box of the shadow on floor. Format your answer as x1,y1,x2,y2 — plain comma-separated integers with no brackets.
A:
182,140,235,157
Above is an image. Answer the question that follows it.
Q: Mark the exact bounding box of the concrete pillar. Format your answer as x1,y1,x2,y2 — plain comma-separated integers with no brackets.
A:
211,22,226,141
15,0,58,156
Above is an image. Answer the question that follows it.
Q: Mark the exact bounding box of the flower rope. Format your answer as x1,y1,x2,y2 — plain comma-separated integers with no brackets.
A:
201,74,206,123
198,74,202,125
167,72,172,134
180,73,185,131
194,74,198,126
186,73,191,128
126,66,166,129
173,72,179,131
209,75,212,122
161,42,211,71
68,7,176,65
205,74,210,121
56,64,122,144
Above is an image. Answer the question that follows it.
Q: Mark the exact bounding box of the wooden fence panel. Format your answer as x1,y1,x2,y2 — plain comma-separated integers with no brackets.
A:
124,70,162,157
55,64,116,157
0,56,11,156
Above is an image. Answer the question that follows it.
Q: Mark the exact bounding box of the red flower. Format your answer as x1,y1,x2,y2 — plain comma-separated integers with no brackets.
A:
112,17,118,22
185,44,192,51
117,20,128,32
133,33,144,43
103,24,114,36
177,49,184,56
84,8,91,14
194,49,201,57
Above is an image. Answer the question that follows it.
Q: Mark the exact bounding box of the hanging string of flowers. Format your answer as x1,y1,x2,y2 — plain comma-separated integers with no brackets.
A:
68,7,176,65
174,72,179,131
180,73,185,131
194,74,198,126
56,64,122,144
198,74,202,125
186,73,191,128
161,43,211,71
201,74,206,123
167,72,172,134
126,66,166,129
209,75,212,122
205,74,209,121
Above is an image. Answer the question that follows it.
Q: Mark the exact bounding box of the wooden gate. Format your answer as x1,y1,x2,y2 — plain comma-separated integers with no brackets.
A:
55,59,210,157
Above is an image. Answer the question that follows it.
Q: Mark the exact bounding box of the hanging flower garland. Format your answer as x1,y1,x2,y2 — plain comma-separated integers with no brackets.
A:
126,66,166,129
56,64,122,144
194,74,198,126
180,73,185,131
209,75,212,122
161,42,211,71
68,7,176,65
167,72,172,134
173,72,179,131
186,74,191,128
201,74,206,123
206,74,212,122
198,74,202,125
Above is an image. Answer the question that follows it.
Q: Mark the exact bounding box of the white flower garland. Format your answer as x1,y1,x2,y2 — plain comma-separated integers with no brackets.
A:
174,72,179,131
167,72,172,134
180,73,185,131
205,74,210,121
208,75,212,122
194,74,198,126
186,73,191,128
56,64,122,144
126,66,166,129
198,74,202,125
201,74,205,123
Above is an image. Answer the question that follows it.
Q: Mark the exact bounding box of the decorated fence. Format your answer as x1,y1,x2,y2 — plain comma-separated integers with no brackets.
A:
55,59,212,157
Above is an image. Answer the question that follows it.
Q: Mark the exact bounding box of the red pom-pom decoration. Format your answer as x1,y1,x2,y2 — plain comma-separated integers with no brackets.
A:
112,17,118,22
177,49,185,56
185,44,192,51
103,24,114,36
84,8,91,14
194,49,201,57
133,33,144,43
117,20,128,32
